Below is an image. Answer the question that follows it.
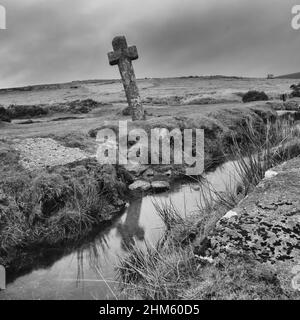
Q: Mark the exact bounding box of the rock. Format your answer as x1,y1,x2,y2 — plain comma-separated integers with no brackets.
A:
129,180,151,191
222,210,238,220
208,157,300,296
13,138,91,170
151,181,170,192
264,170,278,179
124,163,148,176
143,168,155,178
242,91,269,103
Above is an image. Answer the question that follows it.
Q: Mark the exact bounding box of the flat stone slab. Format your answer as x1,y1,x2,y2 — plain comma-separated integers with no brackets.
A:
208,157,300,296
151,181,170,191
129,180,151,191
13,138,92,170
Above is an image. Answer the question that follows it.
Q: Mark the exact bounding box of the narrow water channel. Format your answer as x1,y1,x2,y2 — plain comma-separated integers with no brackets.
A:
0,161,240,300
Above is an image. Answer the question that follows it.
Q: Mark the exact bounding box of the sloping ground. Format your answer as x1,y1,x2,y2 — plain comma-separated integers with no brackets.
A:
207,157,300,297
277,72,300,79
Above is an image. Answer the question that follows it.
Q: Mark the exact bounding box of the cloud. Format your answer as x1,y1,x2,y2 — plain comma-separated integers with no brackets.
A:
0,0,298,87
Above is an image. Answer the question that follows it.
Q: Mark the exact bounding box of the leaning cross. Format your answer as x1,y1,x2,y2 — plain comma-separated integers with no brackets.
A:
108,36,145,121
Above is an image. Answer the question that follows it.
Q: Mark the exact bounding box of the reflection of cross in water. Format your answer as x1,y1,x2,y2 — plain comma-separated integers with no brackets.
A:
116,198,145,251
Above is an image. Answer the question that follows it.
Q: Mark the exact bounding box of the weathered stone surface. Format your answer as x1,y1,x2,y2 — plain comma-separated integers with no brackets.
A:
124,163,148,175
208,157,300,296
108,36,145,121
129,180,151,191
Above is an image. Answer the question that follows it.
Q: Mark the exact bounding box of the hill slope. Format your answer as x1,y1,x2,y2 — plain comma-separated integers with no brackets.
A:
276,72,300,79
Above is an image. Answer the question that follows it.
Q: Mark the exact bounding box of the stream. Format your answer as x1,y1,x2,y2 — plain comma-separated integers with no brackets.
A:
0,160,240,300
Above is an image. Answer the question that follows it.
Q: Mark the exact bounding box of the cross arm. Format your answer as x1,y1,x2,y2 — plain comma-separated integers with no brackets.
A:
108,51,121,66
125,46,138,61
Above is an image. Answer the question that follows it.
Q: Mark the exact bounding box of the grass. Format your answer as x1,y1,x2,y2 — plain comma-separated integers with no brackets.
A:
0,149,128,269
116,117,300,300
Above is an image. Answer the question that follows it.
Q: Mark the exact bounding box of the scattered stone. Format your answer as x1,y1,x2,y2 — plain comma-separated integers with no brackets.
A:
13,138,92,170
128,180,151,191
124,163,148,176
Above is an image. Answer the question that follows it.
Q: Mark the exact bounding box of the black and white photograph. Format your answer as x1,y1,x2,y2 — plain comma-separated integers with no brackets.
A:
0,0,300,304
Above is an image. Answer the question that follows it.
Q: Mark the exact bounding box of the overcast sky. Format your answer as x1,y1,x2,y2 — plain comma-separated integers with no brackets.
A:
0,0,299,88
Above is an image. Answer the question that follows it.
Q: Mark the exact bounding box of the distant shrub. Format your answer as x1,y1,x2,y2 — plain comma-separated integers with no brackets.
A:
290,83,300,98
8,104,48,119
284,101,300,110
242,91,269,103
0,106,11,122
49,99,105,114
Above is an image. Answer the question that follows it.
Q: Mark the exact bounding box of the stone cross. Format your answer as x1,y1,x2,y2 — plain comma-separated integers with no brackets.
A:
108,36,145,121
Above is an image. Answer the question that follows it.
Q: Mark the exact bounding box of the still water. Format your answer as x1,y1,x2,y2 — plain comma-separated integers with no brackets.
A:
0,161,239,300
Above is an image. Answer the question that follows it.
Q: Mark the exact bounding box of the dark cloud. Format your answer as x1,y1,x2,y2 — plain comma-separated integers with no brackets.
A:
0,0,298,87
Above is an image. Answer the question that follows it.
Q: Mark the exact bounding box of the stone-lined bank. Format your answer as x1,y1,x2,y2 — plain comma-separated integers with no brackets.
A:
203,157,300,297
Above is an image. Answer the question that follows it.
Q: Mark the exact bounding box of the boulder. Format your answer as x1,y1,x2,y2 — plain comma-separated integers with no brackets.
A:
207,157,300,296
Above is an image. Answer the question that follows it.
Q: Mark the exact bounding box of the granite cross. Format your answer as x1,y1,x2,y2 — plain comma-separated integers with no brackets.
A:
108,36,145,121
